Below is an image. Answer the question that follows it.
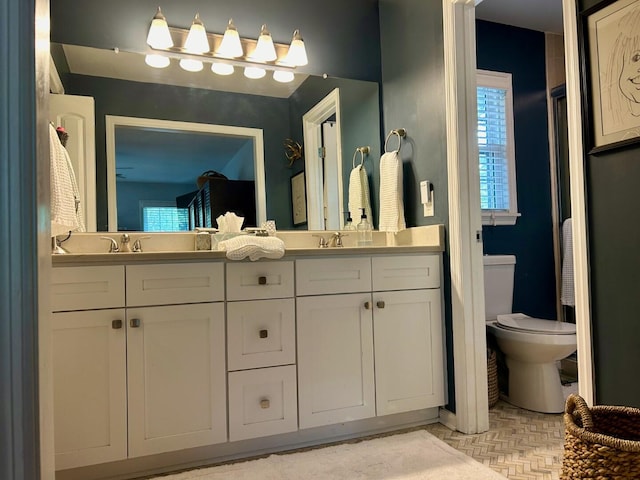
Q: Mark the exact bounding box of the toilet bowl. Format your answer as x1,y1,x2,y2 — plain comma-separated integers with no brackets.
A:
484,256,577,413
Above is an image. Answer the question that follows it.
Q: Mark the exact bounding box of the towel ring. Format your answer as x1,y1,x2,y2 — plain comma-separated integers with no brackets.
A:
352,146,370,168
384,128,407,153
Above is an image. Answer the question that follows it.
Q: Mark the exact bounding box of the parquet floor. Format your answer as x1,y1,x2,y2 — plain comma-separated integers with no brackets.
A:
425,400,567,480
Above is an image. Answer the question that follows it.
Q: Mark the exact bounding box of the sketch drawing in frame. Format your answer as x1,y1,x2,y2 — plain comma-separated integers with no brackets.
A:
291,171,307,226
588,0,640,152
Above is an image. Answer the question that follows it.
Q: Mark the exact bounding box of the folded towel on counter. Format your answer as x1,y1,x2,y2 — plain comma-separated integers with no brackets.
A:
217,235,285,261
348,165,372,224
50,124,84,236
561,218,574,307
378,151,405,233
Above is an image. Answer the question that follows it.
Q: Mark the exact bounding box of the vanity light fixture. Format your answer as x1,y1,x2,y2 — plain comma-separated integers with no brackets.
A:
144,8,307,84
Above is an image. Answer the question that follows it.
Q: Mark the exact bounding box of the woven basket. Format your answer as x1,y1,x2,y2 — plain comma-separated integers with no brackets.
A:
562,394,640,479
487,349,499,408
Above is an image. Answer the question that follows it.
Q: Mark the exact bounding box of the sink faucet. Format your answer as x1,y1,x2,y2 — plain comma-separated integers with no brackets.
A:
328,232,347,247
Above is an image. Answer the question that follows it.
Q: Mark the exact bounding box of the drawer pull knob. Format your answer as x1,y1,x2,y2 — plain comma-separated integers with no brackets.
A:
112,319,123,329
260,398,270,409
130,318,141,328
258,276,267,285
259,329,268,339
376,301,386,309
364,301,371,310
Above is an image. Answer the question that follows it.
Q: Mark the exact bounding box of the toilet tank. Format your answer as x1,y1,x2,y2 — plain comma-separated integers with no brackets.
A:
483,255,516,320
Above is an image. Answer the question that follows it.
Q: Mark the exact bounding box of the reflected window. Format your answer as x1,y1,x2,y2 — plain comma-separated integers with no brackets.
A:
141,201,189,232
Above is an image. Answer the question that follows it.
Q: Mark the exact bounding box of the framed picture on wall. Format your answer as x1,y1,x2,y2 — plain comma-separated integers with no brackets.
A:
291,171,307,226
584,0,640,153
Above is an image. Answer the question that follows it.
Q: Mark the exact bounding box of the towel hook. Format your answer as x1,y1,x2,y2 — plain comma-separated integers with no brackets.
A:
352,146,370,168
384,128,407,154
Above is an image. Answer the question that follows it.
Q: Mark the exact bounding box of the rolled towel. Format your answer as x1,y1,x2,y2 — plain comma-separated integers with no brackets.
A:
348,165,372,224
378,151,405,233
217,235,285,261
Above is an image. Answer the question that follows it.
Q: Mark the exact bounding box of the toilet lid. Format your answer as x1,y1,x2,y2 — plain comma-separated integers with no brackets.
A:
496,313,576,335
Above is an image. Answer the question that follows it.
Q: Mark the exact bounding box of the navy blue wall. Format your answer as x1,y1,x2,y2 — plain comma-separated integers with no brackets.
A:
476,20,556,321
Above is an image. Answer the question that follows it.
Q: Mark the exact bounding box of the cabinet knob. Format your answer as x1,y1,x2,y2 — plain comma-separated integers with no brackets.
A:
259,329,268,339
130,318,141,328
376,301,385,309
112,319,123,329
364,301,371,310
258,276,267,285
260,398,270,409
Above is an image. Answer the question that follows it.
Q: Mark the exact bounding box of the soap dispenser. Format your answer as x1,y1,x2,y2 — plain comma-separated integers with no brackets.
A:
344,211,355,230
356,208,372,246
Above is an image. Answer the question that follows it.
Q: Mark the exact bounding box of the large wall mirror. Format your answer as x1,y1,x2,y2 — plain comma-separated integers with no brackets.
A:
51,43,381,232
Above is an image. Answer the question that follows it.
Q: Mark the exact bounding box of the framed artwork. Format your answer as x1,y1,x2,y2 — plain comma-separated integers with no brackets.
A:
290,171,307,226
585,0,640,152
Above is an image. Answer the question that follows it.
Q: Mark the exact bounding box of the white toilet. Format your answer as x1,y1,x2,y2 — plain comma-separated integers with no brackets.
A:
484,255,577,413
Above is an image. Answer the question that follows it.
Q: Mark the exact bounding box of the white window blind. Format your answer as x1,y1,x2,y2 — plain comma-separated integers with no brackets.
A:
477,70,519,226
142,206,189,232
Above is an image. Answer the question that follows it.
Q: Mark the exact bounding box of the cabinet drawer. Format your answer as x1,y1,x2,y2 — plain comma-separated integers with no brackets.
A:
227,299,295,371
372,255,440,291
228,365,297,442
226,261,294,301
126,262,224,307
296,257,372,296
51,266,125,312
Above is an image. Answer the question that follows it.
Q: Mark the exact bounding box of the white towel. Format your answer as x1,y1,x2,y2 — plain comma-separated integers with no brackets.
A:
561,218,574,307
378,151,405,233
50,124,84,237
217,235,285,261
348,165,372,224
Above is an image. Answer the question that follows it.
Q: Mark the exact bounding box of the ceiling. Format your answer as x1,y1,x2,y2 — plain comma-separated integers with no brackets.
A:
475,0,564,35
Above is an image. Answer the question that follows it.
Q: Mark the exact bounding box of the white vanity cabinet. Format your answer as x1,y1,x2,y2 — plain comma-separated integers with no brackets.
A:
226,262,298,441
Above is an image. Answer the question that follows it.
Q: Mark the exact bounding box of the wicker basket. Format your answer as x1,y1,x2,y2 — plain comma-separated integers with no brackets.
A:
487,349,499,408
562,394,640,479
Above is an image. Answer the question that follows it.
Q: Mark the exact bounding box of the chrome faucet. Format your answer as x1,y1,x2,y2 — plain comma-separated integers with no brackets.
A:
132,236,151,253
120,234,132,252
328,232,347,247
312,234,329,248
100,236,119,253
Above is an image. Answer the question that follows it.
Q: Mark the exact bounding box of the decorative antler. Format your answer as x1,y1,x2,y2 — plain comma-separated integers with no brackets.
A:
284,138,303,167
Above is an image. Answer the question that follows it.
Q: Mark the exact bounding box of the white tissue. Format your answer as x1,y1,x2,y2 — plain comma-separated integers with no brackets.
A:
216,212,245,233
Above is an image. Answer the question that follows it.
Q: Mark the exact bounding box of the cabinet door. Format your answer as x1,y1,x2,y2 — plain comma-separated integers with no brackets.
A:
373,289,445,416
126,303,226,457
52,309,127,470
297,293,375,429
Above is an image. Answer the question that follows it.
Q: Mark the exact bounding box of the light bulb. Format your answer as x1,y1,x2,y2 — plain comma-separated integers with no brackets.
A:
244,66,266,79
179,58,203,72
252,24,277,62
285,29,308,66
273,70,294,83
217,19,243,58
211,63,234,75
146,7,173,49
145,54,170,68
184,13,209,54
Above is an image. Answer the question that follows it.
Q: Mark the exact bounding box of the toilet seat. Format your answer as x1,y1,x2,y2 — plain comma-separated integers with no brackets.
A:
496,313,576,335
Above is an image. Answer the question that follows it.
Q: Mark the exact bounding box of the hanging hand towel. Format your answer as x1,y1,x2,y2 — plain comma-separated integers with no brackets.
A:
50,124,84,236
348,165,372,224
217,235,285,261
561,218,574,307
378,151,405,233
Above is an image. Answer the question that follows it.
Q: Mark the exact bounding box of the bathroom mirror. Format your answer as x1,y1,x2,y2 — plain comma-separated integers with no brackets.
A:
51,43,381,232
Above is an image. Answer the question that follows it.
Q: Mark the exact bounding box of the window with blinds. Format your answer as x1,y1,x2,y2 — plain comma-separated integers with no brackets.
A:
477,70,519,226
142,205,189,232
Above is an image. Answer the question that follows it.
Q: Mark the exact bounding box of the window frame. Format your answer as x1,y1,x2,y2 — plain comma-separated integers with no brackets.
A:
476,69,520,226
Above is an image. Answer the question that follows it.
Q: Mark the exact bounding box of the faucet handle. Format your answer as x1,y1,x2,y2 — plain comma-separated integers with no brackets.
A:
100,236,119,253
330,232,347,247
132,236,151,253
312,234,328,248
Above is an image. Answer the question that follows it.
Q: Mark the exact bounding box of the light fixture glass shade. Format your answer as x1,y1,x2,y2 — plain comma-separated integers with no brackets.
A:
244,66,266,79
273,70,294,83
179,58,203,72
145,54,170,68
211,62,234,75
217,19,243,58
285,29,308,66
146,7,173,49
184,13,210,53
252,24,277,62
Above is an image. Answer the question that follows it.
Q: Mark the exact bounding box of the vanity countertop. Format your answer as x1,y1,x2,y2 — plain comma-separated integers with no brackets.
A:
51,225,445,266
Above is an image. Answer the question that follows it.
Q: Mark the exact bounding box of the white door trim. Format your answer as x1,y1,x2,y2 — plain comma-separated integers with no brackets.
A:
442,0,489,434
562,0,595,406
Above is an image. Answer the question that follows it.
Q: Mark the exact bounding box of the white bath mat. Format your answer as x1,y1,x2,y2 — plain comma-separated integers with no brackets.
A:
153,429,507,479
